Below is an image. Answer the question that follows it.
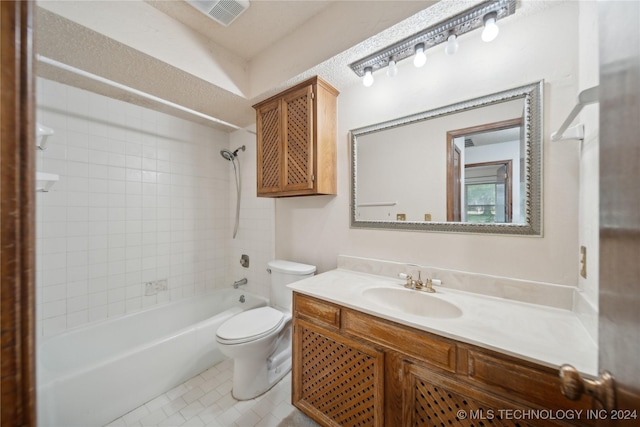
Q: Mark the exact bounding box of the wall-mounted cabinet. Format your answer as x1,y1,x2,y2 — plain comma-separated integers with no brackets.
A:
253,76,338,197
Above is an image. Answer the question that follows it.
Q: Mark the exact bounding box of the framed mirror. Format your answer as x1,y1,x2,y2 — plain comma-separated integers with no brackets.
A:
350,81,543,235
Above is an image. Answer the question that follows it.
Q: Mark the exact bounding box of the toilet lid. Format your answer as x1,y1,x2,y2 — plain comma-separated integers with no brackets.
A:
216,306,285,344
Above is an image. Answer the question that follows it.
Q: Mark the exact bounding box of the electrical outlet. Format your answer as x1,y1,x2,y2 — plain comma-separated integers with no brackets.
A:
580,246,587,278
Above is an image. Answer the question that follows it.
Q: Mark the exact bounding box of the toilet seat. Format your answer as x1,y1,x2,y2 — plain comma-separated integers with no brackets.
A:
216,306,286,345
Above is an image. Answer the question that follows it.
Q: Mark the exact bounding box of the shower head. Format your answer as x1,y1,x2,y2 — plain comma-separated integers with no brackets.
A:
220,149,235,161
220,145,246,161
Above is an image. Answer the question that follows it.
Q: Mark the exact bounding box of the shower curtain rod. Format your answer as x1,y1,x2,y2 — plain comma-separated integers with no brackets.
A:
36,55,243,131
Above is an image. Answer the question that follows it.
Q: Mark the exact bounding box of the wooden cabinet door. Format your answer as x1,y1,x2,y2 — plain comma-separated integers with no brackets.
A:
282,84,314,193
256,98,282,195
253,76,337,197
292,319,385,427
402,361,537,427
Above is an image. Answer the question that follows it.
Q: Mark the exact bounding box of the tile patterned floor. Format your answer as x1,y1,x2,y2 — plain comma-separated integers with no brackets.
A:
105,359,298,427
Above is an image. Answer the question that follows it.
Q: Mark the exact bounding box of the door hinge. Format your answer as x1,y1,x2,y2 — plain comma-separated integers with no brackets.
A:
311,173,315,182
311,92,315,100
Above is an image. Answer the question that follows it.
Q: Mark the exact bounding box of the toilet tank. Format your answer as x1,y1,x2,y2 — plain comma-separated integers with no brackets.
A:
268,260,316,309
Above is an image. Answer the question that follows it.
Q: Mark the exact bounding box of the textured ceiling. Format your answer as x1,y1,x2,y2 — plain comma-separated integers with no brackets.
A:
35,0,436,130
146,0,335,60
34,0,555,132
36,8,254,129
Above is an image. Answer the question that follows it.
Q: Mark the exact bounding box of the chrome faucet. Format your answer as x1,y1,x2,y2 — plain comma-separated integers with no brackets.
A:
233,278,248,289
414,271,425,290
399,272,437,293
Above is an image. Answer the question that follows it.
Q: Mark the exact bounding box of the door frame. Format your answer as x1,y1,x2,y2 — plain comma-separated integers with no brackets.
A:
0,1,37,425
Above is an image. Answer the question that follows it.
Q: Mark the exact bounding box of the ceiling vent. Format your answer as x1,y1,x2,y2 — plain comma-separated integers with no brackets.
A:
187,0,250,27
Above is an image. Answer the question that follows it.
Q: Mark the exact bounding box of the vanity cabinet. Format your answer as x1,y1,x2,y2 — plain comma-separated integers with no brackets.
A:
292,293,594,427
253,76,338,197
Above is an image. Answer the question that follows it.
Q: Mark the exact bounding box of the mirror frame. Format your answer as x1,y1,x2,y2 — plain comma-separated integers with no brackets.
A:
349,80,543,235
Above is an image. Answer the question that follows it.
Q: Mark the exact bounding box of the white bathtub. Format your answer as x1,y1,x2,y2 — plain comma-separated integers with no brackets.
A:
37,289,267,427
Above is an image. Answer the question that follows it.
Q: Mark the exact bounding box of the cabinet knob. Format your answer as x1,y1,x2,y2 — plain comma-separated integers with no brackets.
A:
559,364,616,411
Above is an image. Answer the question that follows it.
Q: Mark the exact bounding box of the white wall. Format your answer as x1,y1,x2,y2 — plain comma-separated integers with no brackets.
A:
275,2,586,286
576,0,599,341
35,79,274,337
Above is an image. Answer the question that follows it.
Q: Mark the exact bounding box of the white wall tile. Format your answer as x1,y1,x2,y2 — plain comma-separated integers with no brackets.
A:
35,78,278,339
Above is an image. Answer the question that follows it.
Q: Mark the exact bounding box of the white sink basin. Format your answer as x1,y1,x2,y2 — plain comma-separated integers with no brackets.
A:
362,287,463,319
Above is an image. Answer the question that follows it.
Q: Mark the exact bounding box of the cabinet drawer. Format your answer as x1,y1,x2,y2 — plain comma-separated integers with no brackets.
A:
294,293,341,329
466,349,593,413
342,309,456,372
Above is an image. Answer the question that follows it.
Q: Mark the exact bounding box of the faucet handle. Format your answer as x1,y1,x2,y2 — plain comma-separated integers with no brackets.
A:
423,278,436,293
399,273,414,289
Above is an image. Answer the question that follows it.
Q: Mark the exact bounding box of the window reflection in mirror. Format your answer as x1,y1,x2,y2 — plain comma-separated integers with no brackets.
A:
446,118,523,223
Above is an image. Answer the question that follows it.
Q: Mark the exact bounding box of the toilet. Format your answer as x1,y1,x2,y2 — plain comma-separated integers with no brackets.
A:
215,259,316,400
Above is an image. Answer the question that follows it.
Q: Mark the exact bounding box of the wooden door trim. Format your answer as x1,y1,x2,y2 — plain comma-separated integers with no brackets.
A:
1,0,37,425
447,145,462,221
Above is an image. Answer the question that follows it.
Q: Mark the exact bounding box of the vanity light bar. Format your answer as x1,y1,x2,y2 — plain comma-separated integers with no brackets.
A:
348,0,516,78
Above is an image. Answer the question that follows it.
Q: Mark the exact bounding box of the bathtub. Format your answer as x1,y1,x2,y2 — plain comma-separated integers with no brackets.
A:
37,289,267,427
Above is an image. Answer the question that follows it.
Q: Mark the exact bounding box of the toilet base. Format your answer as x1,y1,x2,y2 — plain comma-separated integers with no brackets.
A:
231,359,291,401
230,326,292,400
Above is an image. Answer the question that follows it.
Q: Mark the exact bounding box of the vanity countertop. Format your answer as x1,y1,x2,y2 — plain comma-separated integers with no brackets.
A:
288,268,597,376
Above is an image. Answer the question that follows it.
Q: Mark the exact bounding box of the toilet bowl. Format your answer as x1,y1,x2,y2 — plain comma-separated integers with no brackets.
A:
215,260,315,400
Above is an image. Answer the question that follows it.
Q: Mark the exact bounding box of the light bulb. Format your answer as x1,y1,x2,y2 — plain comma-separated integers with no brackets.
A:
387,59,398,77
445,34,459,55
413,43,426,68
482,13,499,42
362,67,374,87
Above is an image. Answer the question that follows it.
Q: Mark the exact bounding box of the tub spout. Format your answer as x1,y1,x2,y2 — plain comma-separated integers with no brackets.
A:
233,278,248,289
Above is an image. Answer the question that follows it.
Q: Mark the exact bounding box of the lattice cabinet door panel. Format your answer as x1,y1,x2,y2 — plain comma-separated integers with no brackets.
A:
256,98,283,195
282,85,314,193
403,362,539,427
292,320,385,427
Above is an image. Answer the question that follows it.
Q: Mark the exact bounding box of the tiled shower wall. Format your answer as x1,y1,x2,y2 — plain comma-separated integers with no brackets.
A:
229,129,276,300
35,78,265,337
